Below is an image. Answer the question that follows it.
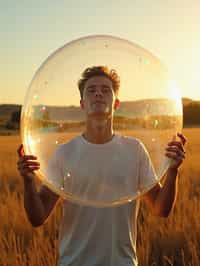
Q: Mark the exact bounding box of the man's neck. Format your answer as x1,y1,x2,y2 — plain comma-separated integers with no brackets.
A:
83,118,114,144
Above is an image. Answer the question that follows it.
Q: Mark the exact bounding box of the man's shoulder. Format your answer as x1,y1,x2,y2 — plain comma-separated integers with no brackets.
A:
117,134,142,146
58,135,82,149
52,135,82,158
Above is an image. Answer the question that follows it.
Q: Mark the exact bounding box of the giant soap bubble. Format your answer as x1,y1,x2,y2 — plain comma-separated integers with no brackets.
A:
21,35,182,207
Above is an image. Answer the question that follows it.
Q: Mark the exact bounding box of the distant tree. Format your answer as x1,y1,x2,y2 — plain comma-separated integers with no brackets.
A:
183,103,200,125
11,110,21,123
5,110,21,130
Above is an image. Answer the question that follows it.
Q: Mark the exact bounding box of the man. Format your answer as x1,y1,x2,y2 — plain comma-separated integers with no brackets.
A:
17,66,186,266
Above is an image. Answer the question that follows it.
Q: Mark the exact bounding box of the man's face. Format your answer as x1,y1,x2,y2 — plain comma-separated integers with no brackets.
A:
80,75,120,117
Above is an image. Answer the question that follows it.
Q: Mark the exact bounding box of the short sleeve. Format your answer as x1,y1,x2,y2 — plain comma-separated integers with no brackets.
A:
138,141,158,192
45,147,64,188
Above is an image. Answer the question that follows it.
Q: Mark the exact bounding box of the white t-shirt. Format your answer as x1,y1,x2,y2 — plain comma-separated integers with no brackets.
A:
46,134,158,266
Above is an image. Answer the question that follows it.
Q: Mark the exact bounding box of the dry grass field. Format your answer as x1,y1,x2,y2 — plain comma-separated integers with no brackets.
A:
0,128,199,266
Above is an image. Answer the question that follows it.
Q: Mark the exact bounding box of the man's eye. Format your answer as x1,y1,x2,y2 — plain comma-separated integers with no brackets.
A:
102,88,110,93
88,89,95,93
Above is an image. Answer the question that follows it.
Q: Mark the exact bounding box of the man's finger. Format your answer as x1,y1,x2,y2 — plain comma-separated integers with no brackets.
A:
18,155,37,165
177,133,187,146
24,161,40,167
165,146,185,155
165,152,185,161
22,155,37,161
17,144,25,157
167,141,185,152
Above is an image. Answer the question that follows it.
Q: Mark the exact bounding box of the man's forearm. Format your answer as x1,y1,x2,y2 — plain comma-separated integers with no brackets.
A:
23,177,45,226
154,168,178,217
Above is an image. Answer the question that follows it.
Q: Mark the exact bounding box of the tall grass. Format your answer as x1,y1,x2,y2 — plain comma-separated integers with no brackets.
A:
0,128,199,265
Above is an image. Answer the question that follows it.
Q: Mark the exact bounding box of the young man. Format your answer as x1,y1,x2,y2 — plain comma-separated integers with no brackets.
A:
17,66,186,266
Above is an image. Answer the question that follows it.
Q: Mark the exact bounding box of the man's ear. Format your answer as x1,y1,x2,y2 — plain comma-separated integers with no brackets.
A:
80,99,84,109
114,98,120,110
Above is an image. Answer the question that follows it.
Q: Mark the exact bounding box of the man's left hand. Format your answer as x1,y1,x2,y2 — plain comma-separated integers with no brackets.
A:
165,133,186,170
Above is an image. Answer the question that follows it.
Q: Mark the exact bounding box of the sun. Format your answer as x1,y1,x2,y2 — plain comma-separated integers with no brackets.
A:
168,80,182,114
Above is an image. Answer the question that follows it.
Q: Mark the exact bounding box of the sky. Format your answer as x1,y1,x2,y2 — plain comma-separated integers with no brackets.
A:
1,0,200,104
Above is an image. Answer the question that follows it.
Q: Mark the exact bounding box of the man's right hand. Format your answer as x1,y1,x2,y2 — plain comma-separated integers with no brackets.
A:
17,144,59,227
17,144,40,181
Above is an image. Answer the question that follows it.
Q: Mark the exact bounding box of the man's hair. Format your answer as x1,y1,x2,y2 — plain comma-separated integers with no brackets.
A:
78,66,120,99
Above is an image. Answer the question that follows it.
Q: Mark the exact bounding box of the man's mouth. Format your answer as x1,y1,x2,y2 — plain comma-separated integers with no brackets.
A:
94,101,105,104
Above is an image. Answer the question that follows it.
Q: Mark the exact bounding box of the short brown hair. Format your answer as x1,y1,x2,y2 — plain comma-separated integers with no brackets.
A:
78,66,120,99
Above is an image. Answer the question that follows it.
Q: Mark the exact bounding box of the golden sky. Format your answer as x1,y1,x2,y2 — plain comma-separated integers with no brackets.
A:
1,1,200,104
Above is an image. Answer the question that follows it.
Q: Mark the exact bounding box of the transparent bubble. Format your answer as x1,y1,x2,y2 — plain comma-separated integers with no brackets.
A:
21,35,182,207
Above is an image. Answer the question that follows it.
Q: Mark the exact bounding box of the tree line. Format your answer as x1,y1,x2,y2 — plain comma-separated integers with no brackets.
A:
4,102,200,130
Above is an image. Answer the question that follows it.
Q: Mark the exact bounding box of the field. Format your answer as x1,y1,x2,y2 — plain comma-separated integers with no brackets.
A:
0,128,199,265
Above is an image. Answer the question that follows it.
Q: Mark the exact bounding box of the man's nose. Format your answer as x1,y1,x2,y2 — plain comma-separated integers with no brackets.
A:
95,88,103,97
